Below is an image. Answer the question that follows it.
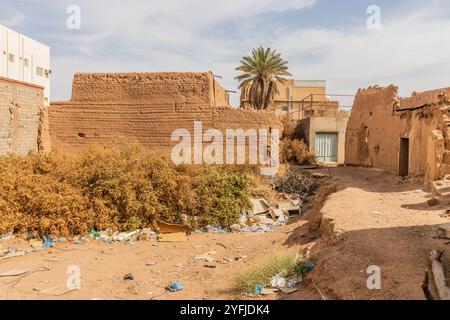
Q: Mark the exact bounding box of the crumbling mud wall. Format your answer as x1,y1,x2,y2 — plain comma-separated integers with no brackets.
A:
49,72,280,158
0,77,49,155
70,72,229,106
346,85,450,179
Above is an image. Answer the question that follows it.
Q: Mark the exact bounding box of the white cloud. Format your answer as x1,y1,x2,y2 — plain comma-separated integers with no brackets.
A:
272,1,450,98
4,0,450,106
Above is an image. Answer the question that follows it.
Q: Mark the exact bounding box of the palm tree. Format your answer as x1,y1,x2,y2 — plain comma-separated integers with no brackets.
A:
235,47,292,110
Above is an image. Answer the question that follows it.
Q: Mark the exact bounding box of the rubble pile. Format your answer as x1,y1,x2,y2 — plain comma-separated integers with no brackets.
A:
272,167,318,195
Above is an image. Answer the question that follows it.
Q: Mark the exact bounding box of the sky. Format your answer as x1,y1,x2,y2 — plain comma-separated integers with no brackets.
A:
1,0,450,106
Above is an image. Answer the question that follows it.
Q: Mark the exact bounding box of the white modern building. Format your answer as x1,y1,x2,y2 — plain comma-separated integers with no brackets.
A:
0,25,50,105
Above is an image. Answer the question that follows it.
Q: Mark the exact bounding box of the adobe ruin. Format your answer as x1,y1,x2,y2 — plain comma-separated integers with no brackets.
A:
49,72,282,158
345,85,450,181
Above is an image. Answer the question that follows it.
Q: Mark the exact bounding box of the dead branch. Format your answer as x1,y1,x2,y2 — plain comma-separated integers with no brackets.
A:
423,250,450,300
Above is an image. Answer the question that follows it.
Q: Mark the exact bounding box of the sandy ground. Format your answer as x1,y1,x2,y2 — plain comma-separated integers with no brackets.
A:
1,167,449,300
0,220,318,300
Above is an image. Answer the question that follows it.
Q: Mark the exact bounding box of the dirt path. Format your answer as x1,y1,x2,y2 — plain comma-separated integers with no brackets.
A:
1,167,449,300
304,167,450,300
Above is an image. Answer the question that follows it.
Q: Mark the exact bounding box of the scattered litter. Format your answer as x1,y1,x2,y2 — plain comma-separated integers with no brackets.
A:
8,246,17,253
166,280,183,292
253,284,264,295
115,230,140,242
205,226,228,234
250,198,271,215
286,278,302,287
279,287,299,294
91,229,100,239
204,263,216,268
194,254,215,263
297,262,315,276
216,242,227,249
43,236,54,248
230,224,242,232
176,263,183,268
7,267,50,286
29,239,44,250
0,251,25,261
270,274,287,288
138,228,157,241
261,288,278,295
0,269,30,277
235,255,247,261
307,262,315,272
123,273,135,281
146,262,157,267
33,285,79,296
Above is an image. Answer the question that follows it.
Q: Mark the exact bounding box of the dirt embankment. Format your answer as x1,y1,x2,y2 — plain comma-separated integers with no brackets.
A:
300,167,450,300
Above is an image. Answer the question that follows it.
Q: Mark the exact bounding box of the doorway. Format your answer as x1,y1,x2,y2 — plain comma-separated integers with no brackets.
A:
399,138,409,177
315,133,338,163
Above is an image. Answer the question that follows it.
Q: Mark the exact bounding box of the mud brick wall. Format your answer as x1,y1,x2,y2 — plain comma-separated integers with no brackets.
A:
0,77,48,155
49,72,281,158
345,85,447,178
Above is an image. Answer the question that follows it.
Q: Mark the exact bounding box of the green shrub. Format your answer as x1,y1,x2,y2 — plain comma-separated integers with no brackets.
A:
235,250,303,293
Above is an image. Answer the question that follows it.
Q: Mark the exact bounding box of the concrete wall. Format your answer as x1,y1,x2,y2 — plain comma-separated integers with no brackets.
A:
298,116,348,164
0,77,48,155
345,85,448,178
0,25,50,105
240,79,326,111
49,72,281,160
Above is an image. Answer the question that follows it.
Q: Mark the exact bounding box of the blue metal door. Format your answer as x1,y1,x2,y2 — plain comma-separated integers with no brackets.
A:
315,133,338,163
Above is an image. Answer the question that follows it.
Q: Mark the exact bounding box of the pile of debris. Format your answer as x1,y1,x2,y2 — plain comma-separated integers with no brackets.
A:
231,197,301,233
272,167,318,195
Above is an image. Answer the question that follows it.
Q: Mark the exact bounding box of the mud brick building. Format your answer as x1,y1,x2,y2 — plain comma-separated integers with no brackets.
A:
346,85,450,182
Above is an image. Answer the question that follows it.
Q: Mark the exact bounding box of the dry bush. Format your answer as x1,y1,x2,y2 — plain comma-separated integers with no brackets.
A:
281,138,316,165
280,117,316,165
0,142,252,237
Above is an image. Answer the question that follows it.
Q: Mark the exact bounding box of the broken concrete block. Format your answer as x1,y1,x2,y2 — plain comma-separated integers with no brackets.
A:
436,223,450,239
250,198,270,215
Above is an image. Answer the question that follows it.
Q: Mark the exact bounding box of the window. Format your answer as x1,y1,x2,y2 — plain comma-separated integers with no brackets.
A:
36,67,44,77
8,54,15,63
24,58,29,67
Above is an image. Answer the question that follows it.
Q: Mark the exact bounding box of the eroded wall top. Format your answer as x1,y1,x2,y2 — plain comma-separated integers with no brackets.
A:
399,87,450,110
69,72,227,106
